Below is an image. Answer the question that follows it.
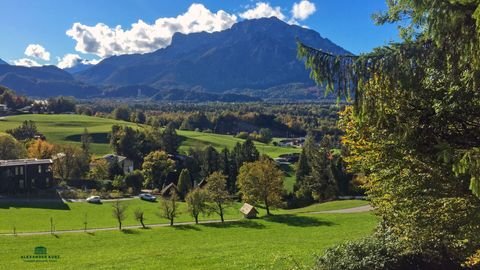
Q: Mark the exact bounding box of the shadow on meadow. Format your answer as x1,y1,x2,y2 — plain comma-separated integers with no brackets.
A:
263,214,336,227
174,225,201,231
200,220,266,229
121,229,140,234
0,193,70,210
65,132,109,144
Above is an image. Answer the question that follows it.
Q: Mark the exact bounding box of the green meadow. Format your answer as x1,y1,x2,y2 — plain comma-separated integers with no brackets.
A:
0,114,301,158
0,200,376,270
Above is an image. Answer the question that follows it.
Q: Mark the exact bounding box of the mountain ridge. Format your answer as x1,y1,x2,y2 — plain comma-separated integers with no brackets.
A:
75,17,350,94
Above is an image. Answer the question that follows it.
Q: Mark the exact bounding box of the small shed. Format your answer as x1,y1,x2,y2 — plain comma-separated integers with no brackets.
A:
239,203,259,219
160,183,179,197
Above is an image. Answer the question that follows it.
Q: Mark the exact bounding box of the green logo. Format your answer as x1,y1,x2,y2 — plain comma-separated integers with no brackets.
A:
20,246,60,262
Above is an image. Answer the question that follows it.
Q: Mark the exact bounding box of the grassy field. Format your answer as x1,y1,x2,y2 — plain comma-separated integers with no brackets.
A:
0,201,376,269
0,114,140,155
0,114,300,158
0,199,243,234
0,200,368,234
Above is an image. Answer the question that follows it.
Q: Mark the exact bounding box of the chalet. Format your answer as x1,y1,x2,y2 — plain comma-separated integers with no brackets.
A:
278,137,306,148
160,183,179,197
100,154,134,174
239,203,259,219
0,159,54,193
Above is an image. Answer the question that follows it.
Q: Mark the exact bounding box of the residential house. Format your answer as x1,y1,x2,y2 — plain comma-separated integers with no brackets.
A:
100,154,134,175
0,159,54,193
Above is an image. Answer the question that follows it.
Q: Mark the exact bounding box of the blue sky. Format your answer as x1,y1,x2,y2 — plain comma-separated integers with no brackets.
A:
0,0,399,68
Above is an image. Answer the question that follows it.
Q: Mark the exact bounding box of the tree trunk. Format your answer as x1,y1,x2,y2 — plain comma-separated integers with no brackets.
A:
119,221,122,231
170,218,174,226
194,215,199,224
265,199,270,216
219,203,224,223
140,219,145,229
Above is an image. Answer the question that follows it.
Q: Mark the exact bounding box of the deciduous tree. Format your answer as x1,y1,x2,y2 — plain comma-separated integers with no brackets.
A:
159,192,178,226
237,157,284,215
185,188,209,224
205,171,231,223
112,200,127,230
142,151,175,189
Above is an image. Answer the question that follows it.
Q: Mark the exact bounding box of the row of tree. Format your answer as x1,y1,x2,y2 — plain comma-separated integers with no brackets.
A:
112,157,285,230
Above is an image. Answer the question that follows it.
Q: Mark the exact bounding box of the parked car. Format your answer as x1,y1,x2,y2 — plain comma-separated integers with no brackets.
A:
139,193,156,202
86,196,101,203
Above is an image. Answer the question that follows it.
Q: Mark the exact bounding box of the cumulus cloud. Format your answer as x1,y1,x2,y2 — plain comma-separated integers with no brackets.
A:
66,4,238,57
12,58,41,67
292,0,316,21
239,2,286,21
24,44,51,61
57,53,100,69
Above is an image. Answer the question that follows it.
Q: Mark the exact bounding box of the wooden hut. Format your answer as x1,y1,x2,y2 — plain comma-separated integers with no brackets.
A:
239,203,259,219
160,183,179,197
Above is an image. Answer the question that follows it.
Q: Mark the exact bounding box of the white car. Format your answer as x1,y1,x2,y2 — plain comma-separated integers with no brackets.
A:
86,196,101,203
139,193,157,202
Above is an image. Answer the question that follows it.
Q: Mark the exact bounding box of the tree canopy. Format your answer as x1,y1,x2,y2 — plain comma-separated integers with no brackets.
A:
298,0,480,266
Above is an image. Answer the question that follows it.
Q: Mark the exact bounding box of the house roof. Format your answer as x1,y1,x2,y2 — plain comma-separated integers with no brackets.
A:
102,154,127,162
0,159,53,167
240,203,258,215
160,183,178,196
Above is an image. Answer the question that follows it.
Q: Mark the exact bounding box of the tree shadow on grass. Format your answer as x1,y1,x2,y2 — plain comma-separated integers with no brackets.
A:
263,214,336,227
174,225,201,231
121,229,140,234
200,220,265,229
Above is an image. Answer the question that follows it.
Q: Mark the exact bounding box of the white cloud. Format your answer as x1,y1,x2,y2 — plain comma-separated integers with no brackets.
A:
24,44,51,61
12,58,41,67
239,2,286,21
57,53,101,69
66,3,238,57
292,0,316,21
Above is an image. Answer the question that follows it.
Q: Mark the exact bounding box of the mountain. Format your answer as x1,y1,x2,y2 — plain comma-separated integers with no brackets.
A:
64,63,93,74
0,59,8,65
102,85,260,102
76,17,350,96
0,65,98,98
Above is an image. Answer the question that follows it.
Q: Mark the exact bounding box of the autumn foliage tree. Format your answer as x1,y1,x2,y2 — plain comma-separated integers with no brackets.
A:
205,172,231,223
299,0,480,267
185,188,209,224
237,156,284,215
27,140,55,159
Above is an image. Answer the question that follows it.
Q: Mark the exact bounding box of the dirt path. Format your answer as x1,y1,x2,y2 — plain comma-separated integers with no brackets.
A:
0,219,241,236
311,205,373,214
